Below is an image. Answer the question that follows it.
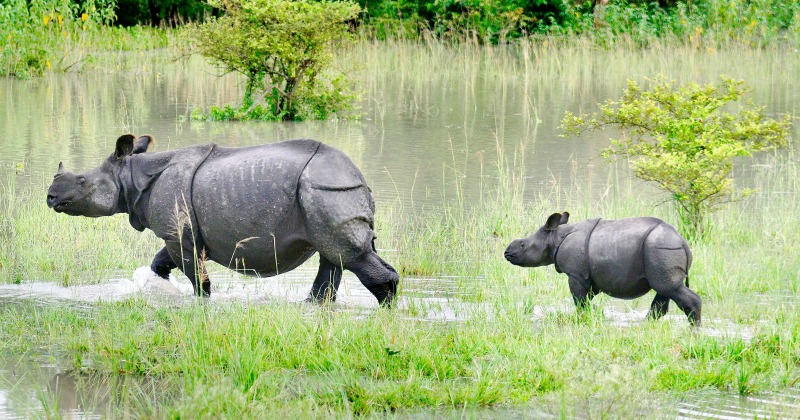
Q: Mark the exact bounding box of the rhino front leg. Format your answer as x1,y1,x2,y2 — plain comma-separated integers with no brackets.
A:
150,246,177,279
307,256,343,303
165,241,211,297
647,293,671,320
568,275,596,310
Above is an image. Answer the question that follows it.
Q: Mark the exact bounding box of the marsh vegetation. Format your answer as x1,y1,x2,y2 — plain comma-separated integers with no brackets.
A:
1,11,799,419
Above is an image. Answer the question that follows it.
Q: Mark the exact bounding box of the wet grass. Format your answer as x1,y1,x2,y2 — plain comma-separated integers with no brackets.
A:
1,296,799,416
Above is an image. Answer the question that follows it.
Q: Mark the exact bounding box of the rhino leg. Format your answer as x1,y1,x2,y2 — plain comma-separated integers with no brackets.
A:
165,240,211,297
647,293,671,320
307,256,343,303
645,247,700,326
345,251,399,307
150,246,177,279
568,275,597,310
665,286,701,326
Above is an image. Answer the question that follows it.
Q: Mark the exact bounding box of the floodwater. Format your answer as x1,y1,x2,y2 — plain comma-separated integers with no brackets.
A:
2,43,800,417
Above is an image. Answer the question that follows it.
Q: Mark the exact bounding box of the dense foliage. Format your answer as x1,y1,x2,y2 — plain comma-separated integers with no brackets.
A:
561,76,793,239
189,0,360,121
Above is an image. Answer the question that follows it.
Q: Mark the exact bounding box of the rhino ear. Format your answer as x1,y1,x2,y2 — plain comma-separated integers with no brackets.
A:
114,134,137,159
545,213,563,231
132,135,155,154
559,212,570,225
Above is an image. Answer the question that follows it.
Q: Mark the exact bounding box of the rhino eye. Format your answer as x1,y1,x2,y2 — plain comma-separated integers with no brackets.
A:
77,176,86,185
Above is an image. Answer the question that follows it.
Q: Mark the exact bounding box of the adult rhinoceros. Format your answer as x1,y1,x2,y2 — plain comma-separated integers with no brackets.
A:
47,134,399,305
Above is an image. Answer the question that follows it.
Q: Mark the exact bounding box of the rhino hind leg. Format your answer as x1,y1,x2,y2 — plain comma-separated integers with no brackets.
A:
345,251,399,307
667,286,701,326
307,256,343,303
647,293,671,320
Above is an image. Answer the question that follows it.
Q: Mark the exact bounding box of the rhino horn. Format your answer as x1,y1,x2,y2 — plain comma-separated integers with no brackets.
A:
56,162,65,176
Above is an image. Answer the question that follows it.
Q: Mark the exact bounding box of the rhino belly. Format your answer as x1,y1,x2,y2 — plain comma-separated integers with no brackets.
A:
190,143,319,276
587,219,657,299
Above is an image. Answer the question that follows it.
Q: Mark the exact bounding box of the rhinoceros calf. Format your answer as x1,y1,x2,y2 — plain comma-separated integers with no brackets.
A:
47,134,399,306
505,212,701,325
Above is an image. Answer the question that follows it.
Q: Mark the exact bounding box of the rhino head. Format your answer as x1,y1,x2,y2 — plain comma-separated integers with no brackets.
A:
504,212,570,267
47,134,155,217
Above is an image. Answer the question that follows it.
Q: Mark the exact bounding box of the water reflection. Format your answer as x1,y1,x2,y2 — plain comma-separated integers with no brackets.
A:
3,46,797,210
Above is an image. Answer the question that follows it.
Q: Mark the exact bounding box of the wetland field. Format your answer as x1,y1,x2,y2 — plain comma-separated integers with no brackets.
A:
1,39,799,417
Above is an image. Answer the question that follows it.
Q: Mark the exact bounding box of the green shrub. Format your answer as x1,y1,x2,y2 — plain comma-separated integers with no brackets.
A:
561,76,793,239
189,0,360,121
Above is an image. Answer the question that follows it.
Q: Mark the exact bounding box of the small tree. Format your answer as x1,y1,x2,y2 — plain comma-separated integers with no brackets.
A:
561,76,792,239
190,0,360,121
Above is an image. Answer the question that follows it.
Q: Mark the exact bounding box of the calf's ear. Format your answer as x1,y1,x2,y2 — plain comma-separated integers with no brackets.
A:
132,135,155,154
559,212,570,224
114,134,137,159
56,162,65,176
545,212,563,231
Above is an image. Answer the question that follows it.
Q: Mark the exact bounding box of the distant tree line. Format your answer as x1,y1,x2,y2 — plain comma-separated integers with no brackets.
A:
110,0,800,44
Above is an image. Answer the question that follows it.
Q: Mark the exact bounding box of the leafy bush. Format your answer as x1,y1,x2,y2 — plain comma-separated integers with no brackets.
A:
561,76,793,239
189,0,360,121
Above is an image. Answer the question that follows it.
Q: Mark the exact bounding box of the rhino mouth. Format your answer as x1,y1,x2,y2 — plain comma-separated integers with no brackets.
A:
504,250,522,266
47,195,70,212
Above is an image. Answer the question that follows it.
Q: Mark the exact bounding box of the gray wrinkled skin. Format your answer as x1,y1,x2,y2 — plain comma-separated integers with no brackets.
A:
505,212,701,325
47,135,399,306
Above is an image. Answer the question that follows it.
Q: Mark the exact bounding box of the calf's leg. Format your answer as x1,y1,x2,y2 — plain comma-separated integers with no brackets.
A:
165,240,211,297
667,286,702,326
568,275,596,310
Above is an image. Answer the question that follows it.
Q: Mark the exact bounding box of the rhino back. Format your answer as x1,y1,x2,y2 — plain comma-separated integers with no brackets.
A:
190,140,321,274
